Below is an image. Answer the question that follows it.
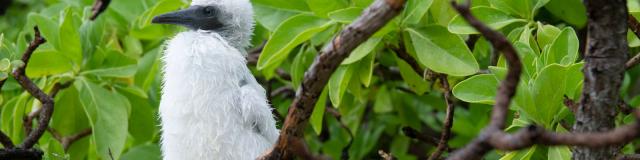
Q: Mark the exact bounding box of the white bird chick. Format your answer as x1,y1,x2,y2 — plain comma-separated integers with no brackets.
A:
151,0,279,159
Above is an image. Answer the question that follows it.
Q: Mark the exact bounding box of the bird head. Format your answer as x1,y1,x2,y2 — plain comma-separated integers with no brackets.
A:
152,0,254,49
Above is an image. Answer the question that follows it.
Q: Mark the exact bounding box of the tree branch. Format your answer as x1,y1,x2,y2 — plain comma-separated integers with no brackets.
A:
0,131,13,149
574,0,629,158
0,148,43,160
428,75,456,160
629,15,640,40
257,0,406,159
90,0,111,20
13,27,53,149
48,128,92,151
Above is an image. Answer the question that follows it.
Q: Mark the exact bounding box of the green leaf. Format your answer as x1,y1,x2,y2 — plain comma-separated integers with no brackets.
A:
328,7,363,24
342,37,381,64
529,64,583,125
546,28,579,65
395,55,430,95
453,74,499,104
357,52,375,87
75,79,130,160
548,146,571,160
291,46,317,89
500,146,537,160
448,6,526,34
59,7,83,66
488,0,549,19
0,58,10,71
138,0,186,28
81,65,137,78
329,65,354,107
306,0,348,18
374,85,393,113
29,13,60,51
26,49,73,78
252,0,310,11
121,144,162,160
402,0,433,24
536,23,561,49
257,14,333,73
310,88,329,135
254,4,301,31
544,0,587,27
406,26,479,76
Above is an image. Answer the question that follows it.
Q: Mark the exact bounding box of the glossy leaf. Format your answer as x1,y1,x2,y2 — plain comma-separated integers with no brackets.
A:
547,28,579,65
448,6,526,34
453,74,499,104
310,88,329,135
306,0,348,18
328,65,354,107
406,26,479,76
342,37,381,64
257,14,333,72
76,79,130,160
545,0,587,27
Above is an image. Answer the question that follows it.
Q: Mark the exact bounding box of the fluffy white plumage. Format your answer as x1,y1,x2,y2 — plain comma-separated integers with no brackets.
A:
158,0,279,159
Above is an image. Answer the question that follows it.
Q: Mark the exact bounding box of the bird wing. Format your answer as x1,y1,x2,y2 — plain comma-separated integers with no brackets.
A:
238,75,280,143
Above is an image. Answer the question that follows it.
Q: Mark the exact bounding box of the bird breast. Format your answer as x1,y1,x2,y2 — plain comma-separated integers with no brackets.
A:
159,31,275,160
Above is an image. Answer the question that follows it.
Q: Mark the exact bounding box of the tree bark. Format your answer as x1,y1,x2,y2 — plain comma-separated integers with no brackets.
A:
573,0,629,159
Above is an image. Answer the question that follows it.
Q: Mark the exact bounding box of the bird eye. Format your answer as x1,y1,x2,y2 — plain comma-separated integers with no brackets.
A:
202,7,216,16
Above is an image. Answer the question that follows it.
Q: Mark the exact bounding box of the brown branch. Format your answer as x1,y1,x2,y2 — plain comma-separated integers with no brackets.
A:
90,0,111,20
448,0,523,159
0,131,13,149
574,0,629,158
627,53,640,70
378,150,396,160
629,16,640,40
563,95,577,113
257,0,406,159
13,27,52,149
428,75,456,160
0,148,43,159
402,127,441,146
619,100,634,115
24,81,73,139
48,128,92,151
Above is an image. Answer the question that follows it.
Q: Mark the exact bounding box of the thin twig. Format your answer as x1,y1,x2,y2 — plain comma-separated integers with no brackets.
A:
378,150,396,160
428,75,456,160
563,95,577,113
629,16,640,40
0,131,13,149
90,0,111,20
326,106,354,160
257,0,406,159
13,27,52,149
48,128,92,151
627,53,640,70
24,81,73,138
0,148,43,159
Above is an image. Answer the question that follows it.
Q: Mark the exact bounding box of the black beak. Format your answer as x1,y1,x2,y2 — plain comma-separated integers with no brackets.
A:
152,7,198,27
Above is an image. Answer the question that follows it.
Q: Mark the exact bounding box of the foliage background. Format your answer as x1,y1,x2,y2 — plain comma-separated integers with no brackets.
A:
0,0,639,159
